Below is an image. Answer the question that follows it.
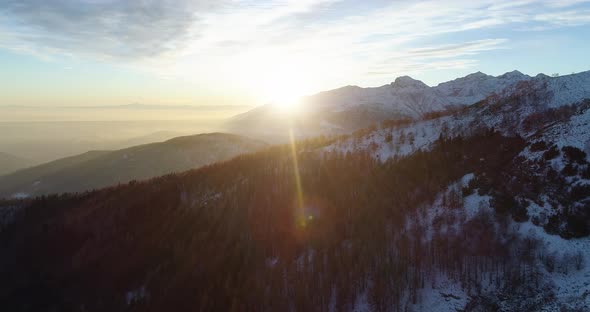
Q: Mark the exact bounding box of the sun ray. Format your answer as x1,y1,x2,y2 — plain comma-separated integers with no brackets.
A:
289,128,306,228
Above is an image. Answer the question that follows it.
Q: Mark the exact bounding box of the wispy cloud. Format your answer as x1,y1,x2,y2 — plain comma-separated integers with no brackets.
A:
368,59,479,77
364,39,507,79
0,0,221,59
404,39,508,59
535,10,590,26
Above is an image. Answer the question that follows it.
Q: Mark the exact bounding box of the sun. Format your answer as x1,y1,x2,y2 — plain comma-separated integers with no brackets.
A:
234,51,313,112
263,79,304,111
230,52,315,112
257,67,307,112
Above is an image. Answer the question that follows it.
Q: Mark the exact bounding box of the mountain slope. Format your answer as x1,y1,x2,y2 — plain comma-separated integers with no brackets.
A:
1,129,588,311
0,133,266,198
0,132,533,311
324,70,590,161
0,152,33,176
435,70,529,105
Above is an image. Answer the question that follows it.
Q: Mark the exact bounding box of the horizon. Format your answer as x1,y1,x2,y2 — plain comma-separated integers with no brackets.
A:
1,68,588,109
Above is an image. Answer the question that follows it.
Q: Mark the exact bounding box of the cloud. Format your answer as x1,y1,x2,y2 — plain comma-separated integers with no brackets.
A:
363,39,506,79
367,59,479,76
405,39,508,59
535,10,590,26
2,0,587,62
0,0,220,60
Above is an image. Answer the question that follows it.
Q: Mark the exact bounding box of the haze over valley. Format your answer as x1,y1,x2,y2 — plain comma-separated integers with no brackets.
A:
0,104,252,165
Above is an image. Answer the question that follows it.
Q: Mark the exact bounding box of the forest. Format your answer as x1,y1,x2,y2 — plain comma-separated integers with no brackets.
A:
0,127,588,311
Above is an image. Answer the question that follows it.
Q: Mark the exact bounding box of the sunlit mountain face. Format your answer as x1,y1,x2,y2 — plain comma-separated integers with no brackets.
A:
2,1,590,312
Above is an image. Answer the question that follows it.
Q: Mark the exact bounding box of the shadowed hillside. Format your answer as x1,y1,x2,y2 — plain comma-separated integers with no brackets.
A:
0,152,33,176
2,129,588,311
0,133,266,198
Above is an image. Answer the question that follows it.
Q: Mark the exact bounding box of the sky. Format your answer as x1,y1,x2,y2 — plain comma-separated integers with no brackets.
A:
1,0,590,107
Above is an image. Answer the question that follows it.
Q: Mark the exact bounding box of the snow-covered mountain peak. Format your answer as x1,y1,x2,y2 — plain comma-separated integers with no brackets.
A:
498,70,529,80
434,72,488,89
391,76,428,89
486,69,590,110
433,70,532,107
537,69,590,108
463,71,490,80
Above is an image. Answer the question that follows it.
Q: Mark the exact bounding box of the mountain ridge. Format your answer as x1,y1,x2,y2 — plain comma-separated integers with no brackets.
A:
0,152,33,176
0,133,267,198
225,70,590,140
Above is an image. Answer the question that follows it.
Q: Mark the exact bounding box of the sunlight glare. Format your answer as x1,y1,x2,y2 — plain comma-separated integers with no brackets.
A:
231,51,313,112
258,65,307,112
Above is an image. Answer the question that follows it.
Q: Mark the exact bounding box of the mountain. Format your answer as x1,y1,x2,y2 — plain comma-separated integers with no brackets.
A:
111,130,188,149
314,70,590,310
435,70,529,105
225,70,536,140
304,71,530,116
0,133,266,198
0,152,33,176
1,70,590,311
1,103,254,111
111,103,254,111
325,71,590,161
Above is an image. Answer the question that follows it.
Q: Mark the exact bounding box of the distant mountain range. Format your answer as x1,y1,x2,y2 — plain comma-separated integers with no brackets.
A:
226,70,590,140
0,152,32,176
0,104,254,110
0,133,266,198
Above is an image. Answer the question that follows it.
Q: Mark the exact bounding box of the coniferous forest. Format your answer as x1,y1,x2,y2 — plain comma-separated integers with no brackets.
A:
2,127,587,311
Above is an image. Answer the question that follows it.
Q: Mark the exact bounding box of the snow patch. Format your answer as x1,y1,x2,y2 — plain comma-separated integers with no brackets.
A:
126,285,147,305
11,192,29,199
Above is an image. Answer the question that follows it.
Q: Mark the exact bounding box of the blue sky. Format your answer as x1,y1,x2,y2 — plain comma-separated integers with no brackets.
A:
1,0,590,106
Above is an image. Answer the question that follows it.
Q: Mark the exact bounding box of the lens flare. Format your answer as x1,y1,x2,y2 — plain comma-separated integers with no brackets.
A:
289,128,306,228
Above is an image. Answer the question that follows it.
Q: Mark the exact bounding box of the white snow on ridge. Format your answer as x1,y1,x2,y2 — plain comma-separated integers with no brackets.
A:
545,71,590,108
307,76,446,116
312,69,590,126
307,70,534,118
322,70,590,164
518,106,590,179
436,70,530,106
322,115,475,162
536,107,590,154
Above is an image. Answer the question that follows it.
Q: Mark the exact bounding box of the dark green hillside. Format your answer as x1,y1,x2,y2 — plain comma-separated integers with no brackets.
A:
0,133,266,198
